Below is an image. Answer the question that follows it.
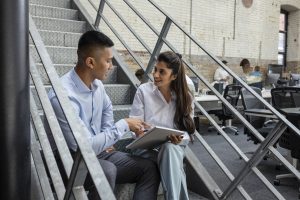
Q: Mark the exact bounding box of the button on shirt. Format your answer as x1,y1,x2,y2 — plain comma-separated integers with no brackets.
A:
129,82,194,144
48,68,129,155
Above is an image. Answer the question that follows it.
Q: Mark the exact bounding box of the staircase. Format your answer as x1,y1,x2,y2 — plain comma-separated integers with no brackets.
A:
29,0,206,199
29,0,300,199
29,0,132,123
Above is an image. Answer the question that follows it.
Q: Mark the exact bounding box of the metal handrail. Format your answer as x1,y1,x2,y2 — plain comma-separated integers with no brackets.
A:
29,14,115,199
86,0,300,199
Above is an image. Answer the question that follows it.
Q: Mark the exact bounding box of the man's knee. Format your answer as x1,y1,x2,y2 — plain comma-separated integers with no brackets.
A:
99,159,117,189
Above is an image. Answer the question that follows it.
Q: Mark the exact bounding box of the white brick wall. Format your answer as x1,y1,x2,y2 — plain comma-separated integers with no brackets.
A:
80,0,300,66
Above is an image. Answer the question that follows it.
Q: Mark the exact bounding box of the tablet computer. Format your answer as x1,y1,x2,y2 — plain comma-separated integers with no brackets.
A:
126,126,184,150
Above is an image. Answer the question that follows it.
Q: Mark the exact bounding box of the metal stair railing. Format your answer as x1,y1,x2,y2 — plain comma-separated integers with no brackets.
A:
29,14,115,199
73,0,300,199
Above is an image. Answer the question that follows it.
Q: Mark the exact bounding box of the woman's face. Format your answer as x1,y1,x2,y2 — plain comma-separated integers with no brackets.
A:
242,63,251,73
153,61,176,89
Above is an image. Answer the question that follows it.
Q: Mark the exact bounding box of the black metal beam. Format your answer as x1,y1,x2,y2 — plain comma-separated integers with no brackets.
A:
0,0,30,199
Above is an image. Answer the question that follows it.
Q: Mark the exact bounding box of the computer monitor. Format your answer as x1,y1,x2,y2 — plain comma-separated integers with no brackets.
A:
267,64,283,75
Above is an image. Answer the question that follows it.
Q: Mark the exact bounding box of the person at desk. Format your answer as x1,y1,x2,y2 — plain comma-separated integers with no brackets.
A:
130,51,196,200
135,68,148,86
213,60,230,87
49,30,160,199
239,58,262,86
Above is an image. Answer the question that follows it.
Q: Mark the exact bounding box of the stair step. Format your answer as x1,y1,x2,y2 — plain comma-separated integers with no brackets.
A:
31,64,117,85
105,84,131,105
31,84,131,111
39,104,132,128
29,0,71,9
112,105,132,122
30,30,81,47
32,16,86,33
30,45,77,64
30,4,79,20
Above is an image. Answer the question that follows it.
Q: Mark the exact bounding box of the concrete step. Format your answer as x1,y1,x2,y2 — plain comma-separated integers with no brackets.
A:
30,45,77,64
39,104,131,131
105,84,131,105
31,63,117,85
116,184,209,200
30,4,79,20
112,105,131,122
31,84,131,111
30,30,81,47
30,0,71,9
32,16,86,33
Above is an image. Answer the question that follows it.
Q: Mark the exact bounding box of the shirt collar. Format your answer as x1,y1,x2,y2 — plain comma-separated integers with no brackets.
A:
151,83,176,101
70,68,99,93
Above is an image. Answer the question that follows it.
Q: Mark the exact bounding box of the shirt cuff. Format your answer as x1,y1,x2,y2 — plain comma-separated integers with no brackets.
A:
115,119,130,135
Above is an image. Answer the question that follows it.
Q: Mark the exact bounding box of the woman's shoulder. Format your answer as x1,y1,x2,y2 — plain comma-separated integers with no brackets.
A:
138,82,155,91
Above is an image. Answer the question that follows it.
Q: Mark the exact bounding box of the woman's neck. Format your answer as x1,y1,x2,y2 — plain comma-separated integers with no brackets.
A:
158,86,172,103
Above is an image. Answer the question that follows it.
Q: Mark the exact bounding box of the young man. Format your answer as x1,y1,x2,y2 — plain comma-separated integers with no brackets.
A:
49,30,160,199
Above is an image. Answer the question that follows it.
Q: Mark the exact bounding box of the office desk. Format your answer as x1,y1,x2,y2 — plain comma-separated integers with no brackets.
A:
244,108,277,118
195,89,271,102
195,90,271,111
280,107,300,118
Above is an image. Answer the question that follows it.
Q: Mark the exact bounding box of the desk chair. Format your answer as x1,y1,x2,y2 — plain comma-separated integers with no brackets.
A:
241,87,275,145
271,87,300,189
208,84,242,135
266,73,280,88
290,73,300,86
249,81,263,90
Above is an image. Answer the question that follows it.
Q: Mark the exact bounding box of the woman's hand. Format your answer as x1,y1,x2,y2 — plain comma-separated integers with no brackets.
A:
168,134,183,145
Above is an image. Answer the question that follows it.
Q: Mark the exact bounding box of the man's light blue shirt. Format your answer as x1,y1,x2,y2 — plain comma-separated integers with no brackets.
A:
48,68,129,155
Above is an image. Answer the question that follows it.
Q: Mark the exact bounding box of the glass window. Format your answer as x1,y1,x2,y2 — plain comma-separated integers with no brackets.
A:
278,32,285,52
278,10,287,66
278,54,283,65
279,14,286,32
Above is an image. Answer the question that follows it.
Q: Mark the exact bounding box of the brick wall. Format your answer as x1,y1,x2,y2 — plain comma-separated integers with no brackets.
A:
80,0,300,79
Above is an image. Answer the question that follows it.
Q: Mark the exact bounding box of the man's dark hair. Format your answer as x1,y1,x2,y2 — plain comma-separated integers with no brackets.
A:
77,30,114,64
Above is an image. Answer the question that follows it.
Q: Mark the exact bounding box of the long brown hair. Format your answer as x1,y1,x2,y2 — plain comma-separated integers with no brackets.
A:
157,51,195,134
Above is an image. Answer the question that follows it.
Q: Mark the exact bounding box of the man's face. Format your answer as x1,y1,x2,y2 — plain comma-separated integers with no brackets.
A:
91,47,113,80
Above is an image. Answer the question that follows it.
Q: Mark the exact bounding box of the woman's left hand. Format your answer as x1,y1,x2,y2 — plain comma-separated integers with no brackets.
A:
168,134,183,145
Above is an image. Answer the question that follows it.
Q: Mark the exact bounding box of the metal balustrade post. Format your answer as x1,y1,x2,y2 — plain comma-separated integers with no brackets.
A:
220,121,287,199
64,151,88,200
143,17,172,82
95,0,105,28
0,0,30,199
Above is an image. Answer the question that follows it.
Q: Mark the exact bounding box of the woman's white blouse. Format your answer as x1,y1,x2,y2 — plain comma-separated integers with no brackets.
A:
130,82,194,143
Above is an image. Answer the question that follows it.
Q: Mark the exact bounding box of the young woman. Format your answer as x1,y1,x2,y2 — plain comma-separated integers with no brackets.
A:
130,51,196,200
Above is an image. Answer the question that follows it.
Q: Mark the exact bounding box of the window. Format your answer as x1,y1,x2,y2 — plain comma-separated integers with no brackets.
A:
278,10,288,66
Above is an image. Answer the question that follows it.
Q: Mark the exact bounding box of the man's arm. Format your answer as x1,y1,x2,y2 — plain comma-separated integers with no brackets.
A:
50,95,129,155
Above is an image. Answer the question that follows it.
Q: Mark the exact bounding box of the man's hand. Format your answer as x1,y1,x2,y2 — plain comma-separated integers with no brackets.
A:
168,134,183,145
105,146,115,153
124,118,150,136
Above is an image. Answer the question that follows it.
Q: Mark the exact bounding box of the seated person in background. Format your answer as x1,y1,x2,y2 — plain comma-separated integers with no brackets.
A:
135,68,147,85
211,60,230,93
130,51,196,200
240,58,251,79
49,30,160,199
185,74,196,96
213,60,230,87
250,66,262,77
239,58,259,84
